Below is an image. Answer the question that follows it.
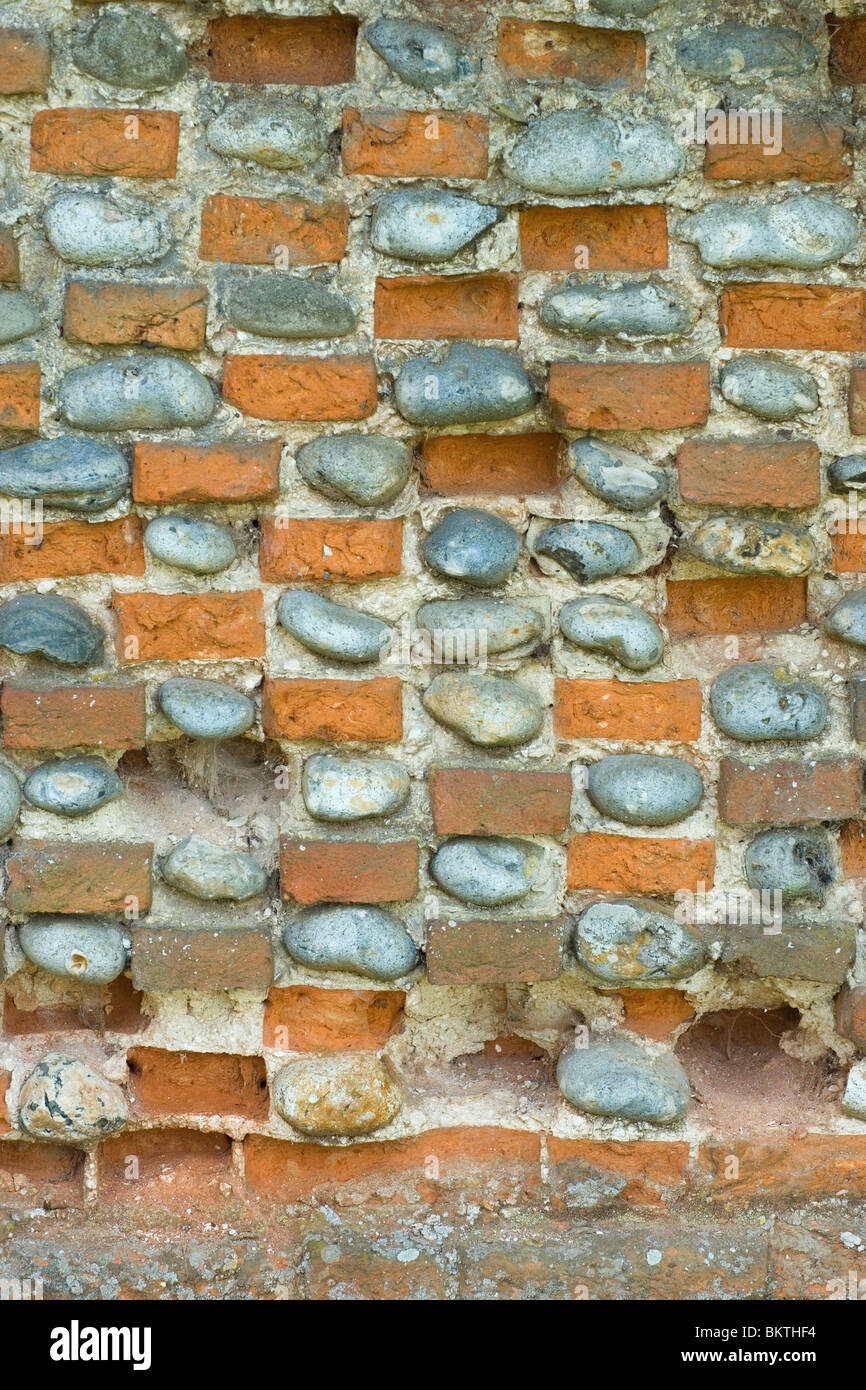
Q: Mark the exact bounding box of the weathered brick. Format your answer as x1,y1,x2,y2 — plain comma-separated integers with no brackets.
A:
302,1232,450,1298
127,1048,269,1120
30,109,179,178
0,28,50,93
262,677,402,743
374,273,518,339
704,116,851,181
5,840,153,914
519,204,667,272
554,678,701,742
133,440,281,504
0,227,19,284
829,13,866,83
720,283,866,351
342,107,488,179
699,1136,866,1206
0,1068,9,1134
63,281,207,349
547,1138,689,1209
426,918,563,985
830,528,866,572
665,576,808,637
834,981,866,1047
113,591,265,662
567,832,715,895
619,989,696,1040
0,515,144,582
717,756,862,826
280,838,418,904
549,362,709,430
98,1130,233,1205
201,15,357,84
259,517,402,582
715,920,855,984
430,767,572,835
0,1140,85,1208
222,354,377,422
263,986,405,1052
497,19,644,87
200,195,349,266
1,683,146,750
840,818,866,876
0,362,39,429
130,927,274,993
677,440,821,508
420,432,562,495
849,365,866,434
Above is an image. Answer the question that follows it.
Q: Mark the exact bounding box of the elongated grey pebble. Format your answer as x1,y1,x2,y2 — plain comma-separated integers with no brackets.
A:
72,8,186,89
720,356,818,420
223,275,357,340
559,595,664,671
59,355,215,431
207,98,326,169
573,900,705,987
296,434,411,506
18,920,129,985
557,1037,691,1125
843,1061,866,1120
0,290,40,345
542,281,694,339
710,662,827,741
19,1054,128,1142
569,438,667,511
588,754,703,827
303,755,410,822
677,22,816,78
829,456,866,493
44,192,171,267
680,195,859,270
825,589,866,646
0,437,129,511
592,0,659,13
744,828,834,900
366,18,475,89
162,834,267,901
423,672,543,746
371,188,497,262
431,836,542,906
273,1055,403,1137
535,521,639,581
24,757,123,817
506,112,684,196
158,678,255,740
144,515,236,574
416,597,543,655
0,763,20,837
0,593,104,666
395,345,534,426
423,508,521,588
283,904,419,979
685,516,814,576
278,591,391,663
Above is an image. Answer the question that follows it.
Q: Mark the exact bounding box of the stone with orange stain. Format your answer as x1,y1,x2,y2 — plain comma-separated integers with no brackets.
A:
549,362,709,430
704,117,851,182
420,432,562,495
665,576,808,637
133,440,280,504
263,986,405,1052
63,281,207,349
200,194,348,266
223,354,377,422
0,516,144,582
554,678,702,741
279,839,418,904
259,517,402,582
497,18,644,87
720,283,866,351
342,107,488,179
0,362,39,429
374,273,518,339
262,677,402,743
567,832,714,895
547,1137,690,1208
31,109,179,178
619,989,697,1041
519,204,667,272
113,591,265,662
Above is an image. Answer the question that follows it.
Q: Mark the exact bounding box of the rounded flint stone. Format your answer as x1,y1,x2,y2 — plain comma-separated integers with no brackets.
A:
431,836,542,906
559,595,664,671
0,593,104,666
24,757,123,817
144,515,236,574
685,516,814,577
158,678,255,740
557,1037,691,1125
296,434,411,507
273,1055,402,1138
18,1054,128,1142
278,591,391,663
569,438,667,511
720,356,818,420
18,920,129,985
423,672,543,746
829,455,866,494
744,828,834,901
710,662,827,741
283,904,419,980
416,597,544,655
680,195,859,270
366,19,475,90
72,8,187,89
423,508,520,588
0,762,20,837
162,834,267,901
0,290,40,345
677,22,816,78
0,437,129,511
371,188,497,263
588,754,703,827
573,900,705,987
394,345,534,426
535,521,639,581
44,193,171,267
825,589,866,647
223,276,357,340
542,281,694,340
506,112,684,196
59,355,215,431
303,754,410,822
206,98,326,170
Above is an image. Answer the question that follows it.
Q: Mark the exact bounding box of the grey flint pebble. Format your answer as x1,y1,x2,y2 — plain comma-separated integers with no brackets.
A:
162,834,267,901
283,904,419,980
206,98,327,169
558,595,664,671
710,663,827,741
0,593,104,666
573,901,706,987
569,438,668,511
825,589,866,647
0,763,20,837
72,8,187,89
0,290,40,345
0,437,129,510
720,356,819,420
302,755,410,822
431,837,542,906
144,515,236,574
366,19,476,89
18,1054,128,1142
506,112,684,196
680,196,859,270
423,672,543,746
394,345,534,426
592,0,659,13
296,434,411,506
423,508,521,587
744,828,834,900
534,521,639,581
677,22,816,78
44,193,171,267
278,591,391,663
223,276,357,340
416,597,544,655
18,920,129,985
541,281,694,340
59,355,215,431
23,757,123,817
684,516,815,576
829,456,866,493
158,678,256,740
587,754,703,826
557,1037,691,1125
371,188,497,262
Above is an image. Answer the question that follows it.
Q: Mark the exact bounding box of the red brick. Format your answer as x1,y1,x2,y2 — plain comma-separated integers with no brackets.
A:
0,227,19,284
342,107,488,179
547,1138,689,1208
0,362,39,429
127,1048,269,1120
262,677,402,743
519,204,667,272
850,366,866,434
554,678,701,741
704,116,851,182
830,528,866,572
677,439,821,508
620,989,696,1040
374,273,518,339
133,439,280,504
829,13,866,84
699,1136,866,1206
129,927,274,993
665,576,808,637
1,683,146,750
222,354,377,422
0,1140,85,1208
201,15,357,84
98,1129,233,1206
280,839,418,904
5,840,153,914
263,986,405,1052
420,432,562,495
498,18,644,87
426,918,563,985
430,767,571,835
720,283,866,351
0,515,144,582
30,108,179,178
259,517,401,583
200,195,348,267
567,832,715,894
63,281,207,350
549,361,709,430
0,28,50,93
840,819,866,877
113,591,265,662
718,757,862,826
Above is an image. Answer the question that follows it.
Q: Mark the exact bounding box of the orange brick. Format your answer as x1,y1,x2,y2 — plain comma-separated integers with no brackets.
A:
280,839,418,903
1,683,146,750
263,986,405,1052
0,28,50,93
720,283,866,351
699,1136,866,1206
567,832,715,894
133,440,280,504
98,1130,233,1207
829,13,866,84
841,820,866,877
498,19,644,88
519,204,667,272
222,354,377,422
677,440,820,508
342,107,488,179
374,273,518,340
113,591,265,662
704,116,851,182
549,361,709,430
554,678,702,741
200,195,348,266
830,529,866,572
259,517,402,582
849,366,866,433
5,840,153,914
665,576,808,638
430,767,572,835
0,515,144,582
547,1138,689,1208
0,227,19,284
420,432,562,495
0,361,38,429
127,1047,269,1120
63,281,207,350
262,677,402,743
201,14,357,84
30,108,179,178
619,989,696,1040
0,1140,85,1206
